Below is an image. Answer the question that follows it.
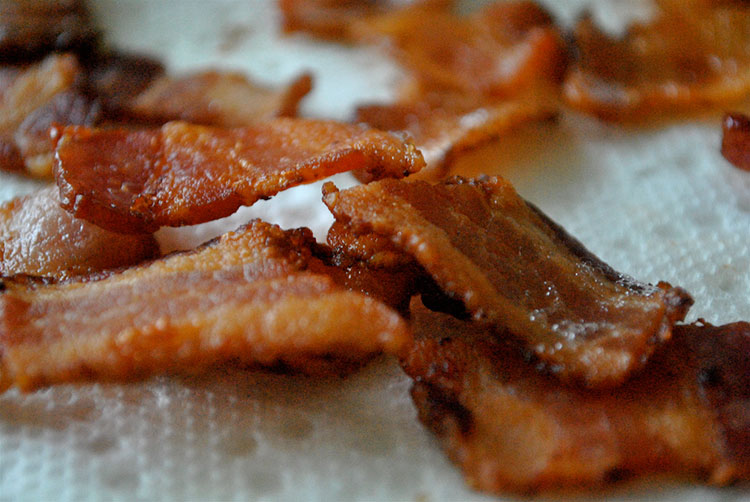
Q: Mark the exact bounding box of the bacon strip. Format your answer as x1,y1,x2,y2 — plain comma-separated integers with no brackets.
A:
126,70,313,127
0,220,410,392
403,303,750,493
564,1,750,121
53,119,425,233
352,1,565,179
323,177,692,387
0,186,159,280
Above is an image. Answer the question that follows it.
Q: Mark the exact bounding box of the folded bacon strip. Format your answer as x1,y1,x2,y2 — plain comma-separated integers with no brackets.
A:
126,70,313,127
721,112,750,171
0,0,96,62
403,303,750,493
323,177,692,387
53,119,425,234
279,0,453,41
564,1,750,121
0,220,410,392
0,186,159,280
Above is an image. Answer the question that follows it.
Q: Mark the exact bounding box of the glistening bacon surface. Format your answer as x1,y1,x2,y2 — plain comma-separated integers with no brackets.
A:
403,304,750,493
0,220,410,392
323,177,692,387
53,119,425,233
0,186,158,280
127,70,313,127
564,1,750,121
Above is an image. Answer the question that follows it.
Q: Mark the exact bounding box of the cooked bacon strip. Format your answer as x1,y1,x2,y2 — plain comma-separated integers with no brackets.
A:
721,112,750,171
564,1,750,121
323,177,692,387
353,1,565,179
53,119,425,234
0,53,100,177
279,0,453,41
403,303,750,493
356,93,554,180
0,186,159,280
0,220,410,392
358,1,566,97
126,70,313,127
0,0,96,62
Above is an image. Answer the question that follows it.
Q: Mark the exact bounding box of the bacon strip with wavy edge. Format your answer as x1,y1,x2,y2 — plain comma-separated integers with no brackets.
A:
403,302,750,493
0,186,159,280
721,112,750,171
53,119,425,234
564,0,750,121
0,220,410,392
126,70,313,127
323,176,693,388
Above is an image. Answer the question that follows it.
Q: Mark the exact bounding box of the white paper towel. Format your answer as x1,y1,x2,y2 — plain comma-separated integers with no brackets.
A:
1,1,749,501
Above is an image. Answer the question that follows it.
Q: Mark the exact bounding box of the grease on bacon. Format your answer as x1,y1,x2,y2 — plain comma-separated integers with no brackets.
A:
0,185,158,280
53,119,425,234
323,176,692,388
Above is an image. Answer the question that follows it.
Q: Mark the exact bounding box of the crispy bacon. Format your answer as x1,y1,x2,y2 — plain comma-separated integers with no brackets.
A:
564,1,750,121
403,303,750,493
323,177,692,387
126,70,313,127
53,119,425,234
721,112,750,171
0,53,100,177
0,186,159,280
279,0,453,41
356,93,555,180
0,0,96,62
0,220,410,392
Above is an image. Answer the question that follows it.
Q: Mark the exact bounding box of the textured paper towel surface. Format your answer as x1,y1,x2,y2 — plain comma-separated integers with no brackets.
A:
1,1,750,501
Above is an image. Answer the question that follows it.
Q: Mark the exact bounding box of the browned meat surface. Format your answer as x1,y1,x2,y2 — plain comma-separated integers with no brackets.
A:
323,176,692,387
53,119,425,233
403,302,750,493
0,186,158,280
564,0,750,121
0,220,410,392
